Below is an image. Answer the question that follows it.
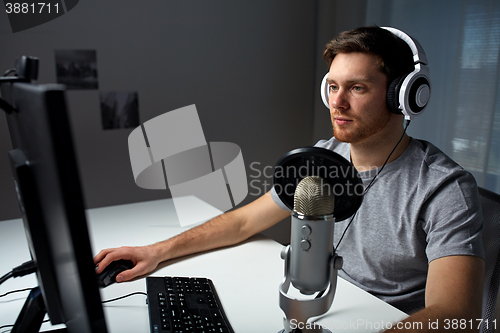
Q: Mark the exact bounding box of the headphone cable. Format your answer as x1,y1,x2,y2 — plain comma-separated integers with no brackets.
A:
334,120,411,251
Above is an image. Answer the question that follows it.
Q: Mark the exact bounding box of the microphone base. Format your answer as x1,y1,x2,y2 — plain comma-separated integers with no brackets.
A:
279,245,342,333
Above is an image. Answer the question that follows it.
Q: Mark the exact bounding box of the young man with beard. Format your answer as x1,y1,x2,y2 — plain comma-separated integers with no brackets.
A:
95,27,484,332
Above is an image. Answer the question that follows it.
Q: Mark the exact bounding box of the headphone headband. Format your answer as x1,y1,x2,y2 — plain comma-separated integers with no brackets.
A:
382,27,428,65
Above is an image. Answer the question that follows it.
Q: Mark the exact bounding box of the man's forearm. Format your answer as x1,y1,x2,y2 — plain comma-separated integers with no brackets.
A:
150,192,290,264
151,209,248,263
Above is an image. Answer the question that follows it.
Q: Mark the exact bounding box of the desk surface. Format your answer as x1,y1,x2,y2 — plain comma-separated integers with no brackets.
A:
0,198,406,332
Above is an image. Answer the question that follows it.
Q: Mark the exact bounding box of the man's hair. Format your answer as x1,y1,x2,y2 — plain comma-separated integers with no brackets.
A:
323,26,415,84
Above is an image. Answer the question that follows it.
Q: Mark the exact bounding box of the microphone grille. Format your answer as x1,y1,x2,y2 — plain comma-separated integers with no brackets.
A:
293,176,335,216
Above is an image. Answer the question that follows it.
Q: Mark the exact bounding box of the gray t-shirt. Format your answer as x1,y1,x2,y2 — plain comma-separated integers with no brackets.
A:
271,137,484,314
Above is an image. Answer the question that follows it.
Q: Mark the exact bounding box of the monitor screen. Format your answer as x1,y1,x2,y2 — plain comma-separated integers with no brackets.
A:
1,81,108,333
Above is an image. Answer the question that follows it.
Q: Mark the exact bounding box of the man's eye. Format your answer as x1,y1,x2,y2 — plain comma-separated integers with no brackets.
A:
353,86,363,92
329,85,338,92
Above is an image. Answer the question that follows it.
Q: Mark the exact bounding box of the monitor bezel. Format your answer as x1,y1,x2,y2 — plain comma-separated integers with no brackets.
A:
2,81,108,333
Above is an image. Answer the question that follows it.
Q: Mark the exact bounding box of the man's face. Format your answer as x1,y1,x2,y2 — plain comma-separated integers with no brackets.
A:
326,52,392,145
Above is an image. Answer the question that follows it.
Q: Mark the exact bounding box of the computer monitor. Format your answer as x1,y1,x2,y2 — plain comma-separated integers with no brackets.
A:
1,81,108,333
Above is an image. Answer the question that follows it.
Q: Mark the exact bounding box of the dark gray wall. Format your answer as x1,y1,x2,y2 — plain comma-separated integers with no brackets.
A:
0,1,331,244
312,0,368,143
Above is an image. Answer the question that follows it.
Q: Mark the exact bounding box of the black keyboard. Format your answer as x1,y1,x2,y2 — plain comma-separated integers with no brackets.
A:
146,276,234,333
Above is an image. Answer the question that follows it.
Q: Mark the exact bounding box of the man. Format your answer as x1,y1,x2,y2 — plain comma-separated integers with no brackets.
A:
95,27,484,332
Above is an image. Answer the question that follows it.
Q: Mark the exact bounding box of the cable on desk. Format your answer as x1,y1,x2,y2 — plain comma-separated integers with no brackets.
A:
0,260,37,286
0,287,35,298
0,272,13,286
12,260,37,277
0,286,38,333
0,319,49,333
102,291,147,304
0,323,14,331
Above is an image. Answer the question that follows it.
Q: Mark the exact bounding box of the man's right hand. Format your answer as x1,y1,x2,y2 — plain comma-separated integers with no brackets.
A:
94,244,162,282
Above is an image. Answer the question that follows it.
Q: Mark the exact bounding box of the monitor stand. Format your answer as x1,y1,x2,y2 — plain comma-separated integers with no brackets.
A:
12,287,68,333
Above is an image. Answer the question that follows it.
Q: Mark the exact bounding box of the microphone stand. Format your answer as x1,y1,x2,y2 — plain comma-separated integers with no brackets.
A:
272,148,363,333
279,245,343,333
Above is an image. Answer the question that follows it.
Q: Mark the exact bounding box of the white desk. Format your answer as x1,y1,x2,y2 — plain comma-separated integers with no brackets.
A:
0,199,407,332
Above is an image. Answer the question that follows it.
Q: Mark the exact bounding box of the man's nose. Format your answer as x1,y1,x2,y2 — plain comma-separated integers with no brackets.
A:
330,88,349,110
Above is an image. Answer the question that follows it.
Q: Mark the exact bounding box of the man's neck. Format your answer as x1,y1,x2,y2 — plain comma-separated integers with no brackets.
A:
350,131,411,172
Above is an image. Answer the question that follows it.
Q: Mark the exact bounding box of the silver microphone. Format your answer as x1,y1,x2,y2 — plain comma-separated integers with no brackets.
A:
290,176,335,295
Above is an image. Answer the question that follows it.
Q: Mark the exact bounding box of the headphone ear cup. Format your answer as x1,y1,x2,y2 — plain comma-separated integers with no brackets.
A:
406,74,431,116
386,76,405,115
320,72,330,109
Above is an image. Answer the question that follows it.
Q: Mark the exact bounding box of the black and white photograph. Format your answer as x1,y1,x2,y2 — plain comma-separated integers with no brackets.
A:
100,91,140,130
55,49,99,90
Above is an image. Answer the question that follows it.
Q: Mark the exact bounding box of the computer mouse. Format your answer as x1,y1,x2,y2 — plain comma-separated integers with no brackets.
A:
96,259,134,288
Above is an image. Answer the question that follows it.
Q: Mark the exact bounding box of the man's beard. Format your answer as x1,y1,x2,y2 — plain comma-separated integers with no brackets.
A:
332,112,392,144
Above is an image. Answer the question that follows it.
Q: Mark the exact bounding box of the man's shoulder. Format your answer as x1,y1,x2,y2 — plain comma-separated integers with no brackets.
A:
406,139,479,204
409,139,468,176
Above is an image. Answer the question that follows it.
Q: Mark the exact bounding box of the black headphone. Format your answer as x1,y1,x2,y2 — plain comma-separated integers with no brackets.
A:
320,27,431,121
